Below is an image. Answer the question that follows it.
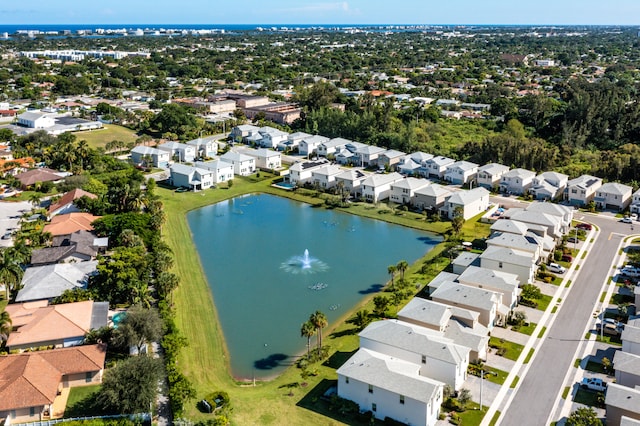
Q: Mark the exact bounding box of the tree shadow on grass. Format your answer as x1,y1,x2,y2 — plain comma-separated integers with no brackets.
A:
329,327,359,339
358,284,383,295
323,349,358,369
64,389,114,418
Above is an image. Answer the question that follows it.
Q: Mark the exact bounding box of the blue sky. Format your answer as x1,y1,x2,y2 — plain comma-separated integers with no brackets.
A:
1,0,639,25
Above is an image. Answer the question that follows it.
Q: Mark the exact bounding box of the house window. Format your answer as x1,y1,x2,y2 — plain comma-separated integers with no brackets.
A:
372,403,377,412
499,262,503,268
345,377,349,384
368,384,374,394
421,355,427,364
30,407,35,416
400,395,405,405
86,372,92,383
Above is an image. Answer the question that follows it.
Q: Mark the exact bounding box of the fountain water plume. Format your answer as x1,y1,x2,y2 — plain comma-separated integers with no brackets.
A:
281,249,328,274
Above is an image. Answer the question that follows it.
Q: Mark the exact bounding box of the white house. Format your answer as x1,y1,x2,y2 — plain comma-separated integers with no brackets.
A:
311,165,343,190
480,246,537,285
613,350,640,388
408,152,434,167
337,348,444,426
230,124,260,143
390,178,431,205
361,172,404,203
186,137,218,158
490,219,529,237
604,383,640,426
278,131,311,152
356,145,387,167
288,159,330,186
424,156,455,179
529,171,569,201
335,169,368,196
359,320,470,390
157,141,196,162
194,160,234,183
397,158,422,176
525,202,573,234
477,163,510,189
486,232,543,263
444,161,478,185
457,266,520,311
220,151,256,176
622,321,640,356
246,148,282,171
317,137,350,157
169,163,214,190
130,146,170,168
594,182,633,211
504,208,563,239
413,184,452,212
631,188,640,214
430,281,507,330
299,135,329,156
564,175,602,207
441,187,490,220
256,127,289,149
335,148,359,166
378,150,407,171
499,168,536,195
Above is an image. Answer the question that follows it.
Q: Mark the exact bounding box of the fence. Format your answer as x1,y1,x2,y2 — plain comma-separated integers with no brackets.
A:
13,413,151,426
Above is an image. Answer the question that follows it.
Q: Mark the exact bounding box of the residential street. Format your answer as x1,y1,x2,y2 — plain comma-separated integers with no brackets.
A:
497,213,631,426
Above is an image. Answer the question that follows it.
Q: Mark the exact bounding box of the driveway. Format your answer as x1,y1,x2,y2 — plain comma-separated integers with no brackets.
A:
0,200,32,247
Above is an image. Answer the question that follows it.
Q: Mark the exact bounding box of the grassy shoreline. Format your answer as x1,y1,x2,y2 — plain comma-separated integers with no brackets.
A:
159,175,483,424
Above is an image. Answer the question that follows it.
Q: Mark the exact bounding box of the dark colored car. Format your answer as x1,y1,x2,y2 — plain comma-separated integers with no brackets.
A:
576,223,592,230
562,255,573,262
567,237,579,243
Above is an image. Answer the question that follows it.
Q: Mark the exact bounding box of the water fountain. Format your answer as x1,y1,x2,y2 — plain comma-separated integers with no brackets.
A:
281,249,328,274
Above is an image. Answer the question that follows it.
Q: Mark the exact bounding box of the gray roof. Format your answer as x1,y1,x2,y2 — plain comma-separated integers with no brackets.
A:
506,210,561,231
301,135,330,145
194,160,233,172
410,152,433,163
170,163,212,177
415,183,452,198
428,271,460,290
359,319,470,365
288,131,312,140
158,141,191,150
613,350,640,376
251,148,281,158
356,145,387,155
526,202,572,218
337,348,443,403
381,149,406,159
598,182,633,196
31,228,102,266
502,168,536,179
605,383,640,414
567,174,601,190
220,151,254,162
397,298,452,329
336,169,367,180
447,160,478,172
131,145,165,156
444,319,489,354
16,261,98,302
427,156,455,167
622,324,640,344
490,219,529,236
446,187,489,206
90,301,109,330
458,266,520,293
312,165,343,177
487,232,541,254
478,163,509,175
361,172,404,187
452,252,480,269
19,111,49,121
621,416,640,426
480,246,535,267
430,281,502,311
390,177,431,191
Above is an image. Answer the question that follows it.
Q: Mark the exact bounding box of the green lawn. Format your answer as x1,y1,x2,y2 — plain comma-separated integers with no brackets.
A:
74,124,139,149
489,337,525,361
64,385,102,418
511,322,537,336
573,388,604,408
536,294,552,311
159,175,485,424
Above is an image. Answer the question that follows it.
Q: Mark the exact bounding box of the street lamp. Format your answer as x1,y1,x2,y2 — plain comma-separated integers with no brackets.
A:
480,369,497,411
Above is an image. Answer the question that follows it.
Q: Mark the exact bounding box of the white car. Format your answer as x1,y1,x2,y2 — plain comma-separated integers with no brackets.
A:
548,263,566,274
623,216,633,224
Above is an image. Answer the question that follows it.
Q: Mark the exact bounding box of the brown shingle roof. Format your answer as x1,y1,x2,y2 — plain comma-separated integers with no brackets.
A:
43,213,101,236
48,188,97,215
16,168,63,187
0,344,106,411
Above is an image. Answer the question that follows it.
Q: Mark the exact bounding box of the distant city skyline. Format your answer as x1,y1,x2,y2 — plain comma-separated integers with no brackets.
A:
1,0,639,26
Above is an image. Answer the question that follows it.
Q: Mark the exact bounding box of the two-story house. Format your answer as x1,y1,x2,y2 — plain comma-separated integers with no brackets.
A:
594,182,633,211
564,174,602,207
499,168,536,195
477,163,510,190
444,161,478,185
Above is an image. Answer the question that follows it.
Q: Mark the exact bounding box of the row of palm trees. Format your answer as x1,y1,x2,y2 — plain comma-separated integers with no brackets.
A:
387,259,409,288
300,310,328,357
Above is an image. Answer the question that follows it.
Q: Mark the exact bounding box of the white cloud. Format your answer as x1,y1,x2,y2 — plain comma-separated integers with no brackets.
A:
279,2,357,15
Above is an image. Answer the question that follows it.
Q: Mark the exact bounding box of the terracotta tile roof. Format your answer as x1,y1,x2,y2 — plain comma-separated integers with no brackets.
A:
5,300,95,348
43,213,101,236
48,188,97,215
0,344,106,411
0,157,35,172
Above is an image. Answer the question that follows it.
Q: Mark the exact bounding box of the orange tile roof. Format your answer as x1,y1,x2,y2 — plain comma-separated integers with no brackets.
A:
43,213,101,236
5,300,94,348
0,157,35,171
0,345,106,411
48,188,97,215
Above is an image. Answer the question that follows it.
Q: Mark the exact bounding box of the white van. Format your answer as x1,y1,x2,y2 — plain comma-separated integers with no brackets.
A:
548,263,566,274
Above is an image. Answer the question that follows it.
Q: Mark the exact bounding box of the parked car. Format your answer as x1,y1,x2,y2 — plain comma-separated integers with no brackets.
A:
1,231,11,240
561,254,573,263
581,377,607,392
621,265,640,278
623,216,633,224
576,223,592,231
548,263,566,274
567,237,579,243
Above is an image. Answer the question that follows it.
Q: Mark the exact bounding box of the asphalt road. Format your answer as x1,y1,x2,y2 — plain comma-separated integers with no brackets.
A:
498,213,630,426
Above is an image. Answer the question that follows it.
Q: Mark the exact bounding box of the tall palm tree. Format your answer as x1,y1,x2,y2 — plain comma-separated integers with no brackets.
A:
310,311,328,353
28,193,41,208
387,265,396,288
396,260,409,280
0,308,12,345
0,248,24,300
300,321,316,357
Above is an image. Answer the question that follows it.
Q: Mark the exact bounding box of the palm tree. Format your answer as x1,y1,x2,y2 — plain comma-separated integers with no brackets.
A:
396,260,409,280
310,311,328,353
0,308,12,345
28,193,41,208
300,321,316,357
387,265,396,288
0,248,24,300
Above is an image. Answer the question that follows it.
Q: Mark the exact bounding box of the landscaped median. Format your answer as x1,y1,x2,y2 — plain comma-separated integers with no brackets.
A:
158,174,487,424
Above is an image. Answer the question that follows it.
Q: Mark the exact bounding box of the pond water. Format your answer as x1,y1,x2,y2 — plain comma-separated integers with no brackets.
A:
187,194,442,380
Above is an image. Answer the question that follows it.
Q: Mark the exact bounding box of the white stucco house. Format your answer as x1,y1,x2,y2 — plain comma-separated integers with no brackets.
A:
424,156,455,179
299,135,329,156
356,145,387,167
186,137,218,158
358,320,470,391
130,146,170,168
486,232,544,264
337,348,444,426
169,163,214,190
397,158,422,176
444,161,478,185
378,150,407,171
525,202,573,234
157,141,196,163
389,178,431,205
230,124,260,143
257,126,289,149
246,148,282,171
441,187,490,220
220,151,256,176
480,246,537,285
278,131,311,151
477,163,510,189
194,160,234,183
529,171,569,201
361,172,404,203
430,281,507,330
564,174,602,207
594,182,633,211
499,168,536,195
317,137,350,157
288,159,331,186
457,266,521,311
504,208,563,239
413,184,452,212
335,169,368,196
311,165,343,190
